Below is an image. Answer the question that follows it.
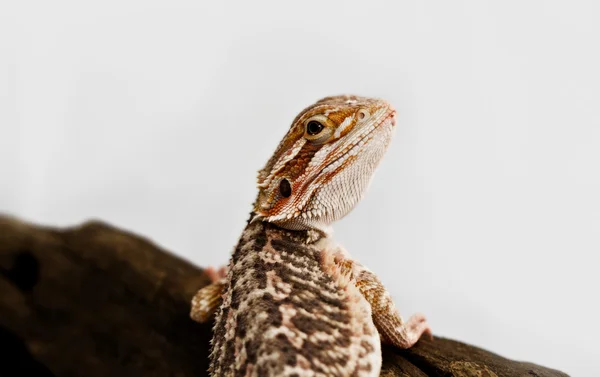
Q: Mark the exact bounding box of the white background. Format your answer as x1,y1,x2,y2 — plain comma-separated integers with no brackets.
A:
1,1,598,375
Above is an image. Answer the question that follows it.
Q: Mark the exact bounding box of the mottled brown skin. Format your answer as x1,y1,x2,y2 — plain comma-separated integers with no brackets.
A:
208,217,380,377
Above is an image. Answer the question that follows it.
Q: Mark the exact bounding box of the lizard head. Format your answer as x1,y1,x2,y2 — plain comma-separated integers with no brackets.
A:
254,95,397,235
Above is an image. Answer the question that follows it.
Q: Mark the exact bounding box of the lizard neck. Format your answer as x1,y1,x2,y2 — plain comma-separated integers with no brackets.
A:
245,211,325,245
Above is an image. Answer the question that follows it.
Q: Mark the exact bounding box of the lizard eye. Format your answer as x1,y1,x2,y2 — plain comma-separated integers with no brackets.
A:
303,116,332,143
306,121,324,135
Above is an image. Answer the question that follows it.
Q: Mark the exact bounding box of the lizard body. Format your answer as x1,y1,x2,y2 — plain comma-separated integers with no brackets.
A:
191,95,431,377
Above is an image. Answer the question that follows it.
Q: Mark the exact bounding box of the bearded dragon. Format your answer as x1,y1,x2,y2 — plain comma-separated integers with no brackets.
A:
190,95,431,377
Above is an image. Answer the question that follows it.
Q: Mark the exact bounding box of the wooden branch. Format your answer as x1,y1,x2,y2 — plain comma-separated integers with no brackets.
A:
0,215,568,377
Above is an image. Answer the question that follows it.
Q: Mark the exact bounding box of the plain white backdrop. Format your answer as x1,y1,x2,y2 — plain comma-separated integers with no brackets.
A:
1,1,598,375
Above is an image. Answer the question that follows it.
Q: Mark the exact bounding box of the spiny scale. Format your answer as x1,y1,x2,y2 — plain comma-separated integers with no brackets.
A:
191,95,431,377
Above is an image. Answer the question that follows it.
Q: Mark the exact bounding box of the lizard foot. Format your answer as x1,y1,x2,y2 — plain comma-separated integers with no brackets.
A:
386,313,433,349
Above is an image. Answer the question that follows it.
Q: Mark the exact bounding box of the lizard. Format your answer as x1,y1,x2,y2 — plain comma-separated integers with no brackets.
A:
190,95,431,377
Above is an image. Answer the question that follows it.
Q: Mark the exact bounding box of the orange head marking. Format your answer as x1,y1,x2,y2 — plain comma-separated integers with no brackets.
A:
254,95,397,234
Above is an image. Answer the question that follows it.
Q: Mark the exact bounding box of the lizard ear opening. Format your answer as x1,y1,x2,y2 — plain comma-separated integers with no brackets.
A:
279,178,292,198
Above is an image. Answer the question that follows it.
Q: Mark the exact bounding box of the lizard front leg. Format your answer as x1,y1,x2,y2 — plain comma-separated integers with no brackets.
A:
331,251,432,349
190,266,227,323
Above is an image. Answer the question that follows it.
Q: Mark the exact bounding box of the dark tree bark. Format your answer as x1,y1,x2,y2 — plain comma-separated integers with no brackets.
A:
0,215,568,377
